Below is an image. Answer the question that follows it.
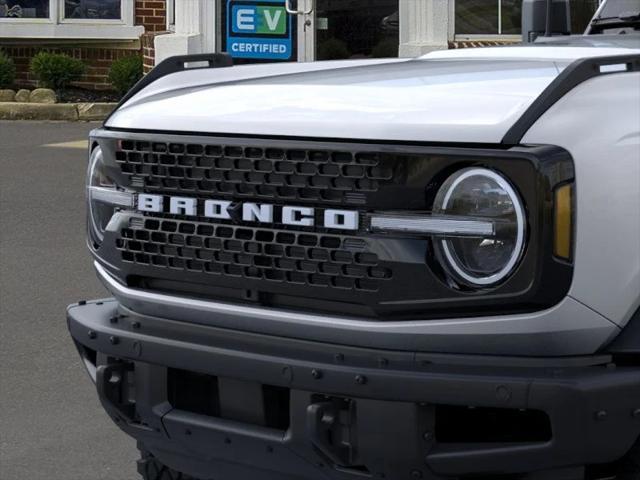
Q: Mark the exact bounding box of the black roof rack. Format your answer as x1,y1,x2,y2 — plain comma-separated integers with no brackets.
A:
502,53,640,145
104,53,233,124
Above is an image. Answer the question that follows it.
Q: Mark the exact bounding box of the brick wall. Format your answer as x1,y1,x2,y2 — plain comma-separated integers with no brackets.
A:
136,0,168,73
136,0,167,33
0,1,166,91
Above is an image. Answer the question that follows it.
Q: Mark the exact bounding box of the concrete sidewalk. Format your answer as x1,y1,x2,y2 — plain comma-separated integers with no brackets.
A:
0,102,116,121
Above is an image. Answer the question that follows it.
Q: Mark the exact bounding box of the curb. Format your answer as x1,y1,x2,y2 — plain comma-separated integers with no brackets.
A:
0,102,117,121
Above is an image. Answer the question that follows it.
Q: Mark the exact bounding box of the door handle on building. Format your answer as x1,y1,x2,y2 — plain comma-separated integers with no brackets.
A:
285,0,314,15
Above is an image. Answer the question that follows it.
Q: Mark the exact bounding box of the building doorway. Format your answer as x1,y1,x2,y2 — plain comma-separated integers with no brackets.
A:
310,0,400,61
219,0,399,63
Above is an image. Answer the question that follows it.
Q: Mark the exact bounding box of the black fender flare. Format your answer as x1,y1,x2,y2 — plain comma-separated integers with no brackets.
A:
607,306,640,355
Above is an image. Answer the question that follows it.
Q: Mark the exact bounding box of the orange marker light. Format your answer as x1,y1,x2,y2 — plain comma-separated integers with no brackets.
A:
554,184,573,260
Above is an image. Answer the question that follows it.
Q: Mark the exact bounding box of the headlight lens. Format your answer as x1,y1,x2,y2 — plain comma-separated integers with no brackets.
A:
87,146,133,243
433,168,526,287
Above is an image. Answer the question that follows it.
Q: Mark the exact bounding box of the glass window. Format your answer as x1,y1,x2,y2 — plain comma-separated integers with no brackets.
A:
315,0,399,60
456,0,597,35
570,0,600,32
597,0,639,19
501,0,522,34
0,0,50,18
64,0,121,19
456,0,500,34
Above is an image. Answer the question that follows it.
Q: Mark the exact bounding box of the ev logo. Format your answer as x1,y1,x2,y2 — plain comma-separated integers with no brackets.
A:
232,5,286,35
226,0,293,60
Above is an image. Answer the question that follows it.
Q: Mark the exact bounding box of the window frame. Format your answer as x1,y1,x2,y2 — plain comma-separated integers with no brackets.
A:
0,0,56,23
166,0,175,31
454,0,520,37
59,0,129,25
0,0,142,39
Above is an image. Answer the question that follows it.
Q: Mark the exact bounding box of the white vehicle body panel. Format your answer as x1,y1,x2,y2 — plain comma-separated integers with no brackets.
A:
107,59,561,144
523,72,640,328
422,45,640,61
107,45,638,144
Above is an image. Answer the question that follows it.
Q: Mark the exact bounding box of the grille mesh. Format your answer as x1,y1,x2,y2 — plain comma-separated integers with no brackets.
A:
117,218,393,292
116,140,394,204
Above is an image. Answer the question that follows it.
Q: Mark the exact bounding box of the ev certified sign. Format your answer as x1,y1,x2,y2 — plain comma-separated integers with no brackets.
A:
226,0,293,61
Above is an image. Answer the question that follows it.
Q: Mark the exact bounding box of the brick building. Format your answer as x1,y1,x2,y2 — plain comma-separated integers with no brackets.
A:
0,0,599,92
0,0,169,90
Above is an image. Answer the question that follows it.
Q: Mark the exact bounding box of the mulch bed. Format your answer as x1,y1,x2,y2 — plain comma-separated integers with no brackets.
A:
11,86,121,103
57,88,121,103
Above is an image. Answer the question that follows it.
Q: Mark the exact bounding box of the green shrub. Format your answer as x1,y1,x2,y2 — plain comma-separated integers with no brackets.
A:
317,38,351,60
0,51,16,89
30,52,85,90
371,38,399,58
109,55,143,95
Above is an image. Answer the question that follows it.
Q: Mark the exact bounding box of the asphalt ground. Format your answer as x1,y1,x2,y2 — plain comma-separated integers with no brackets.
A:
0,121,137,480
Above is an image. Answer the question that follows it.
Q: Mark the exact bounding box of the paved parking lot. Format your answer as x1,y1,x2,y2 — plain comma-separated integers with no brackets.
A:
0,121,137,480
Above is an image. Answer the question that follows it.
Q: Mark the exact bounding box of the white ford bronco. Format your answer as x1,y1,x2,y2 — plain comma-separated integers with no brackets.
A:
68,1,640,478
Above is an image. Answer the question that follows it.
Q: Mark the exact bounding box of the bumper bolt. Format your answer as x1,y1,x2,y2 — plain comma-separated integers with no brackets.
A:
109,336,120,345
594,410,608,421
132,321,141,330
109,316,118,324
184,429,192,436
281,366,292,383
311,369,322,379
224,437,232,444
423,432,433,442
378,357,388,368
87,330,97,339
355,375,367,385
496,385,512,403
334,353,344,363
410,470,423,479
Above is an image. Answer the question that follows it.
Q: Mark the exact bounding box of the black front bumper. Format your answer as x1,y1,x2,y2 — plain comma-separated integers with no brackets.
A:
68,300,640,480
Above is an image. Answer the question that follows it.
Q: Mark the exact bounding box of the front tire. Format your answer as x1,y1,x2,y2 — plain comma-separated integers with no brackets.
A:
137,444,198,480
616,438,640,480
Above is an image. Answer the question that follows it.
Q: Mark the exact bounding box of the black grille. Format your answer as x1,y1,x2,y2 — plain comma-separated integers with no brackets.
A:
115,140,394,204
117,218,393,292
95,133,574,319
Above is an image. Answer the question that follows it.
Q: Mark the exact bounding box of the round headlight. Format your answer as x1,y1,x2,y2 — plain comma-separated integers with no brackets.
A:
87,146,117,243
433,168,526,287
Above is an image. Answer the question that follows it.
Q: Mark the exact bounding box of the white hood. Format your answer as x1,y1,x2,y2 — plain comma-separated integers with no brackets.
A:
106,46,638,144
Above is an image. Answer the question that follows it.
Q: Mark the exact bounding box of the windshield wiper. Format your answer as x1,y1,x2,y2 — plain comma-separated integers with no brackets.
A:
590,13,640,32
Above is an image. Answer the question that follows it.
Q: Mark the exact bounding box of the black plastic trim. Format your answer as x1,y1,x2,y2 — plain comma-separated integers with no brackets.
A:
502,53,640,145
104,53,233,125
68,299,640,480
607,306,640,356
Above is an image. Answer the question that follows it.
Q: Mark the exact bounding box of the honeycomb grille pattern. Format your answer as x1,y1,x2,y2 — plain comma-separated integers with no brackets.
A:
116,140,394,204
116,218,393,291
